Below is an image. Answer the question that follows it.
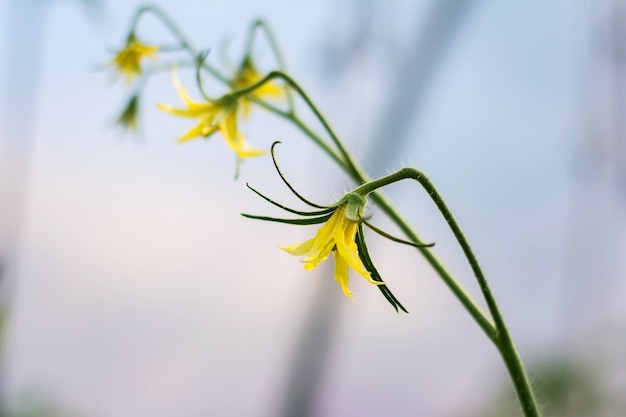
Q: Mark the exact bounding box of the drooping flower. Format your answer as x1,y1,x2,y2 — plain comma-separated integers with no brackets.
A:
232,57,283,118
242,142,419,311
281,204,383,300
157,68,266,159
110,36,159,84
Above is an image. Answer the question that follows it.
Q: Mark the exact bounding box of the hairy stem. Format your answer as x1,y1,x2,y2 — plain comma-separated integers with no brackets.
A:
121,8,539,415
354,168,540,417
242,71,539,417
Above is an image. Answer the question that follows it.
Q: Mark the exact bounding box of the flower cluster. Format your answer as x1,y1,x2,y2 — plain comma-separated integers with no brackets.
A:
108,31,283,159
105,17,432,312
102,13,541,415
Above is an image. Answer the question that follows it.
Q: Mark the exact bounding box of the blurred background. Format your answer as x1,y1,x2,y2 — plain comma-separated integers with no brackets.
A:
1,0,625,416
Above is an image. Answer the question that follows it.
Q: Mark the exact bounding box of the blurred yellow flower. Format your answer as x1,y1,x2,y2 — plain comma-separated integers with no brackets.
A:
157,69,265,158
232,57,283,117
281,204,382,300
111,37,159,84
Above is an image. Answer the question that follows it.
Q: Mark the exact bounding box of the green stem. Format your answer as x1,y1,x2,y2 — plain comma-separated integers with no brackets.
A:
126,8,348,179
354,169,502,322
131,8,301,119
195,52,214,101
179,54,535,412
120,11,539,414
129,4,230,83
288,117,347,173
353,168,540,417
242,20,295,111
242,20,287,72
246,72,538,415
228,70,361,179
230,71,499,343
367,189,498,344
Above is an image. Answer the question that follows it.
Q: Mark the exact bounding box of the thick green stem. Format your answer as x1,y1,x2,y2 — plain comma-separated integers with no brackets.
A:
354,168,540,417
368,191,497,342
120,9,539,415
230,72,499,343
251,73,537,413
199,55,537,415
354,169,503,322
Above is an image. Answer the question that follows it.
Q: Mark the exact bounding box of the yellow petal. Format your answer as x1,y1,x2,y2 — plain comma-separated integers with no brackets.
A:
255,82,284,99
280,238,316,256
280,209,340,270
299,210,344,269
172,67,195,107
167,68,216,116
217,111,266,158
309,208,342,249
302,240,335,270
241,99,252,119
156,102,209,118
333,251,354,300
334,212,382,286
133,43,159,57
220,132,267,158
176,122,217,143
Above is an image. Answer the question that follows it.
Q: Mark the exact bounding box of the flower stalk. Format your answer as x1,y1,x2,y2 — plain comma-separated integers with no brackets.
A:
105,7,541,416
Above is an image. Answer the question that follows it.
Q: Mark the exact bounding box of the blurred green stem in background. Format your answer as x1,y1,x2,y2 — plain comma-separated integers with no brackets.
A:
123,5,541,416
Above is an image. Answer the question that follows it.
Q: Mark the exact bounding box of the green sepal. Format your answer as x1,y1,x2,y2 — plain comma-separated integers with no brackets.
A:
241,212,333,225
246,183,334,217
116,94,140,132
356,223,408,313
363,219,434,248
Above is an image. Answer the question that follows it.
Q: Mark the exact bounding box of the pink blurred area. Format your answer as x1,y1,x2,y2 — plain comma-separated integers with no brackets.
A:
1,1,625,417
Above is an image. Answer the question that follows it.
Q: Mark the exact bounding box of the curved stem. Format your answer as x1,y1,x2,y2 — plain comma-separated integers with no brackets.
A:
118,12,539,414
275,72,356,174
247,71,537,414
231,71,499,343
354,169,501,326
128,4,229,83
126,8,348,184
371,190,497,343
242,19,295,111
288,117,347,171
221,71,348,170
242,20,287,71
228,70,361,178
353,168,540,417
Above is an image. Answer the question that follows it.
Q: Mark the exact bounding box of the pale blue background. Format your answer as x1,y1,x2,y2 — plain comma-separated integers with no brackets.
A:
1,1,624,416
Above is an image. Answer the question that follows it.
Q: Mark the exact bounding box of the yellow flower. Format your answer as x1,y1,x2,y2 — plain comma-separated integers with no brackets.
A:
281,204,383,300
157,69,266,159
110,37,159,84
232,57,283,118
